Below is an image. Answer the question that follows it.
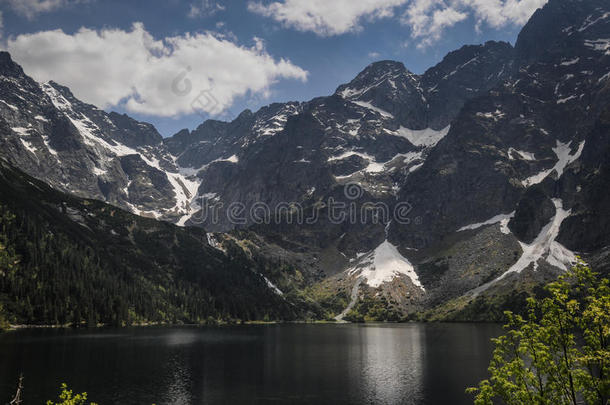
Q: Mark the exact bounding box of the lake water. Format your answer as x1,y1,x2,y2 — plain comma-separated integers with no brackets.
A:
0,323,502,404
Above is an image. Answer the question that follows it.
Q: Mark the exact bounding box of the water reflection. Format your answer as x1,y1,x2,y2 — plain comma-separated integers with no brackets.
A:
162,354,192,405
0,324,501,405
356,325,424,404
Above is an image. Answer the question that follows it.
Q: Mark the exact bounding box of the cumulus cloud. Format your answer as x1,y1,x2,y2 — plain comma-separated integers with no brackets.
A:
248,0,408,36
461,0,548,28
1,0,84,19
249,0,548,47
188,0,226,18
402,1,468,48
402,0,548,48
6,23,308,117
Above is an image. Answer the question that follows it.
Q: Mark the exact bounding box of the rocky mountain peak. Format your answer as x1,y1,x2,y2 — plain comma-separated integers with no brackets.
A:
0,52,26,78
45,80,73,97
236,109,254,120
354,60,410,80
515,0,610,63
334,60,414,100
424,41,513,79
106,112,163,147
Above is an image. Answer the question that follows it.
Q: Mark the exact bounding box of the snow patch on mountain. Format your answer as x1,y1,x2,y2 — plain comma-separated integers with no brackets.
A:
391,151,425,167
557,95,577,104
508,148,536,161
253,104,300,137
330,149,422,178
34,115,49,122
348,240,424,290
11,127,30,136
579,12,610,32
584,38,610,55
408,163,423,173
522,140,585,187
225,154,239,163
140,154,202,223
40,132,59,157
351,100,394,118
443,56,479,80
183,154,240,175
388,125,450,147
42,83,71,111
328,151,369,162
364,161,385,173
92,166,106,176
19,138,37,155
457,212,515,233
560,57,580,66
327,150,384,173
167,173,199,213
471,199,577,296
476,109,506,121
0,100,18,111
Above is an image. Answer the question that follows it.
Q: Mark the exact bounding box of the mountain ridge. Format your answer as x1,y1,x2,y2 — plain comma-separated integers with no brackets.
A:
1,0,609,321
0,157,319,325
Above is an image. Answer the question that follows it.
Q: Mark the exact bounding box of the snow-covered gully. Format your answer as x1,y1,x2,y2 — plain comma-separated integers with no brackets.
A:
469,199,578,297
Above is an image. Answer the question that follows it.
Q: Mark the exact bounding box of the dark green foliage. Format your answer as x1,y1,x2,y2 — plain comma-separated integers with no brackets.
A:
443,290,536,323
309,288,349,319
0,160,302,326
0,304,8,330
345,293,405,322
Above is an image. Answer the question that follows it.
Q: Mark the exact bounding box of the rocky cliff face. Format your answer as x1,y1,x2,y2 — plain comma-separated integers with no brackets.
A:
0,62,198,223
0,0,608,320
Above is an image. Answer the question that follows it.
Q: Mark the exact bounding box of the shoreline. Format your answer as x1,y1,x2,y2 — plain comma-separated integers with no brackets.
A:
5,319,337,331
3,319,503,332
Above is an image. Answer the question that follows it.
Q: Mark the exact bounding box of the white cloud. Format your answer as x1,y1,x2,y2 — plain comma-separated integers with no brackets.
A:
402,1,468,49
461,0,548,28
248,0,409,36
1,0,84,19
249,0,547,47
368,51,381,58
6,23,308,117
188,0,226,18
403,0,547,48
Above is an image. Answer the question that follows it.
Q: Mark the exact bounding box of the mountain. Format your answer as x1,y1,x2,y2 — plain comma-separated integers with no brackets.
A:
0,39,514,230
1,0,609,322
0,158,323,325
0,61,197,224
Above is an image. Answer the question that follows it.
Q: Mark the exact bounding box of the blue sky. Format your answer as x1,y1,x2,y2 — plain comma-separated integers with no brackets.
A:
0,0,545,137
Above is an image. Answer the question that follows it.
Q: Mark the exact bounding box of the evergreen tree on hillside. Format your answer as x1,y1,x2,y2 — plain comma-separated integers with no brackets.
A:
0,163,308,327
